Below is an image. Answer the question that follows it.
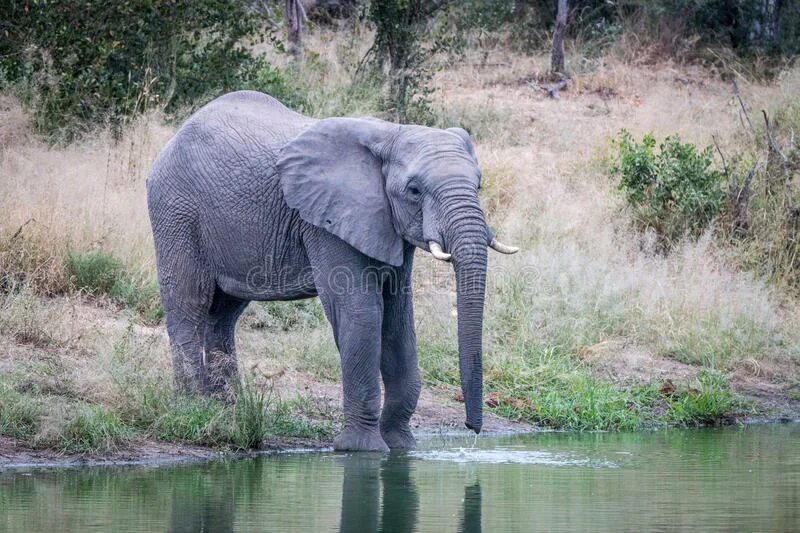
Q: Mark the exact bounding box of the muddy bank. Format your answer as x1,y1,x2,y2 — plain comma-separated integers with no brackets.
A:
0,397,534,469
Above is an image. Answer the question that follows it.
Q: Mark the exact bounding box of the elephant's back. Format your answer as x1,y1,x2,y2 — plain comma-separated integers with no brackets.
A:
148,91,314,195
182,90,314,158
193,91,314,141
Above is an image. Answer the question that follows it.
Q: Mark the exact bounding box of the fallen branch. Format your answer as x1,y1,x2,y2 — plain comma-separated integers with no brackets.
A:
9,218,35,241
537,79,568,100
712,134,729,178
762,109,789,164
732,78,755,137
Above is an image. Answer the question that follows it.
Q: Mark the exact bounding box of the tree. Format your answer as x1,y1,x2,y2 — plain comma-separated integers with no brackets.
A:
285,0,308,59
368,0,446,123
550,0,568,79
0,0,263,139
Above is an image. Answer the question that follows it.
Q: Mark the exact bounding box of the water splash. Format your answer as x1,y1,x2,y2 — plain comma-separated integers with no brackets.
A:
411,448,617,468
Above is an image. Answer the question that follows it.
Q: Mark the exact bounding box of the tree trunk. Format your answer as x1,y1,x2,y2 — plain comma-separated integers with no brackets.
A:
550,0,568,79
285,0,307,59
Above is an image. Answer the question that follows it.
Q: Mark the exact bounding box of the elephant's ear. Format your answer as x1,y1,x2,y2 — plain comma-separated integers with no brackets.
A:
277,117,404,266
447,127,477,162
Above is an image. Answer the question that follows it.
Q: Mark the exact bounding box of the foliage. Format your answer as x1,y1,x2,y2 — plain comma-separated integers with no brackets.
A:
0,0,267,139
57,405,133,454
666,369,738,426
0,382,42,440
635,0,800,57
493,377,657,431
611,131,725,250
0,234,70,295
67,250,125,295
153,396,230,446
436,0,800,63
244,300,325,332
270,398,336,439
721,103,800,289
246,63,310,112
231,378,272,450
366,0,445,124
66,249,163,323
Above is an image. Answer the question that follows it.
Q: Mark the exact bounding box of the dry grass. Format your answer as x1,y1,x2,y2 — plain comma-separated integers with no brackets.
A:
0,104,172,290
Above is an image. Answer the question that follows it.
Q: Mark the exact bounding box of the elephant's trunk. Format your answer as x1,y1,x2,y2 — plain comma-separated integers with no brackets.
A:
438,190,488,434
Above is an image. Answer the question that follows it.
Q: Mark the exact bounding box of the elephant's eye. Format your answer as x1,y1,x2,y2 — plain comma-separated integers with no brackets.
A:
408,185,421,196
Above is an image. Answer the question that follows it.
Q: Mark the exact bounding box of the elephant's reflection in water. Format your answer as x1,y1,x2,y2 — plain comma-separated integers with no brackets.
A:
168,463,237,533
338,452,482,533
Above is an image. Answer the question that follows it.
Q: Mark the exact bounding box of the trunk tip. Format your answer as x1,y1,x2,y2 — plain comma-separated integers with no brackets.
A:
465,420,482,434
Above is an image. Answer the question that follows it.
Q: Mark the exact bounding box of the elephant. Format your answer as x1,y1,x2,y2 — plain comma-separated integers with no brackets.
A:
146,90,517,451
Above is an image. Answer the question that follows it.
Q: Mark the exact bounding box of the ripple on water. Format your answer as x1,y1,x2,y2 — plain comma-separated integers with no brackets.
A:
410,448,618,468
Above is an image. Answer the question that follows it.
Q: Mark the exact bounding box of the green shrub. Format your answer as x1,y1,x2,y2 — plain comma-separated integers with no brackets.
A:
611,131,725,250
367,0,442,124
109,273,164,325
499,378,656,431
246,63,309,112
724,102,800,289
58,405,133,454
153,397,229,446
66,250,163,323
270,397,336,439
67,250,124,294
0,0,266,139
252,300,325,332
667,369,738,426
0,382,42,440
231,378,271,450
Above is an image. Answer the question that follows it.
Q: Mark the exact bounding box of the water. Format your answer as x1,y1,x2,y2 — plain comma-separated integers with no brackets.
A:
2,425,799,532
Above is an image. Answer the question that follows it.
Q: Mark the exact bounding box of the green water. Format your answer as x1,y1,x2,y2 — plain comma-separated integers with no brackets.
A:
1,425,799,532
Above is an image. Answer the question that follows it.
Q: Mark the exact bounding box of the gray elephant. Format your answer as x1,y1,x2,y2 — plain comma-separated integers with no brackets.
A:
146,91,517,451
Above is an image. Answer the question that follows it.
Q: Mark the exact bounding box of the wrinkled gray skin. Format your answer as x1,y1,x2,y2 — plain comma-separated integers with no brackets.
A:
147,91,491,452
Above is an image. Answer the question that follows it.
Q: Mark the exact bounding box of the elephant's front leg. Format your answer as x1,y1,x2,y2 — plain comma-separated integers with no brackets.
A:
380,247,421,450
305,229,389,452
330,298,387,452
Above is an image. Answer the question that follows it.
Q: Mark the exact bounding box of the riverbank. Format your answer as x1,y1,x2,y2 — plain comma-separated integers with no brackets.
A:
0,297,797,469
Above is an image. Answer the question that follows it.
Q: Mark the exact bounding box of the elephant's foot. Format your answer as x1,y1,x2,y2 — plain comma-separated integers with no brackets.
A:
334,427,389,452
381,425,416,450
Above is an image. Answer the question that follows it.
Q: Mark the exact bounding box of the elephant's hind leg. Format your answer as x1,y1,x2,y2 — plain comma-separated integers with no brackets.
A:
203,288,249,399
155,231,220,397
163,290,213,397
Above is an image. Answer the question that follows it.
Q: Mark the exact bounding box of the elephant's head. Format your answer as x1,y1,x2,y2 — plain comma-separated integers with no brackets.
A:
277,118,517,433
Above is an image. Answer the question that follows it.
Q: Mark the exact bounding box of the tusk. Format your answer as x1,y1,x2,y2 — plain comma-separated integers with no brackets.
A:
429,241,452,262
489,238,519,254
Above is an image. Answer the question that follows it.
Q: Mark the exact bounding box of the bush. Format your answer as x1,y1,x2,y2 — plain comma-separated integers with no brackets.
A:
0,0,267,139
66,249,163,323
67,250,125,295
109,274,164,325
57,405,133,454
611,131,725,250
667,369,738,426
722,103,800,289
367,0,441,124
0,382,42,440
0,234,70,295
231,378,271,450
153,397,229,446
